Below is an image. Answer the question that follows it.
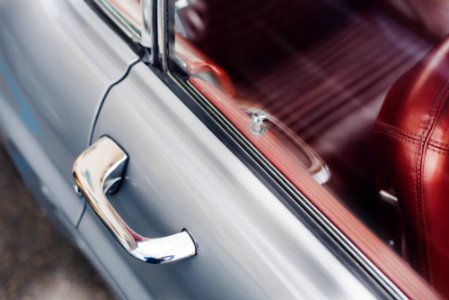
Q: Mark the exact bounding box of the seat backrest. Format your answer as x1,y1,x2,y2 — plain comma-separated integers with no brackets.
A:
373,36,449,297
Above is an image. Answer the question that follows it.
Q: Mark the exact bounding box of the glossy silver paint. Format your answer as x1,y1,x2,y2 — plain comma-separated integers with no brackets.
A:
73,137,197,264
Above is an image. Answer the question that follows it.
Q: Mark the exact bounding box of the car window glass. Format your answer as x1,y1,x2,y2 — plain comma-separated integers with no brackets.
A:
169,0,440,290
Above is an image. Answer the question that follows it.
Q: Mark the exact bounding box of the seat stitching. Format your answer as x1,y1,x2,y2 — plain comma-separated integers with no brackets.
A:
427,139,449,148
375,121,423,138
376,82,449,280
415,81,449,281
374,124,449,152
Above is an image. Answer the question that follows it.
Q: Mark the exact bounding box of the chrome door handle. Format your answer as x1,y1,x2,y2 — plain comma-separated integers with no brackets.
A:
73,137,197,264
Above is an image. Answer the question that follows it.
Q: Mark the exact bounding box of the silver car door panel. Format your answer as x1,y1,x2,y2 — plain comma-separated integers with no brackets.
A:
78,62,376,299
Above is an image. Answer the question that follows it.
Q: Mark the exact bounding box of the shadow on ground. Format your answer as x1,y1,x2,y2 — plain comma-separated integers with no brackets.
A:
0,148,113,300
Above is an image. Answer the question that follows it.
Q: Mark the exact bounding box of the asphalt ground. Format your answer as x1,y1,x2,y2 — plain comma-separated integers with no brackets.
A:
0,148,113,300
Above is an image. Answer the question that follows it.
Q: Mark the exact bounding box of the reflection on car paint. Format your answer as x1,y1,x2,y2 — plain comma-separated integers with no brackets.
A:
0,63,40,137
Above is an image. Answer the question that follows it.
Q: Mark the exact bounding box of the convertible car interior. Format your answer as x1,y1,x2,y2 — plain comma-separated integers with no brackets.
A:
171,0,449,296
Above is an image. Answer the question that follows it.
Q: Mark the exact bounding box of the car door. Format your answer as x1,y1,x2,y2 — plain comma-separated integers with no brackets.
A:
79,60,380,299
73,1,381,299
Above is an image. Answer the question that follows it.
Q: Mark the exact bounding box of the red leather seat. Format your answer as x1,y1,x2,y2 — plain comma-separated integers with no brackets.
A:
373,37,449,296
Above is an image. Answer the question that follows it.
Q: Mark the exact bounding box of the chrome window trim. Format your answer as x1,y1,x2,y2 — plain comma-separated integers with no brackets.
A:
157,0,169,71
140,0,153,49
91,0,156,63
92,0,141,43
159,2,408,298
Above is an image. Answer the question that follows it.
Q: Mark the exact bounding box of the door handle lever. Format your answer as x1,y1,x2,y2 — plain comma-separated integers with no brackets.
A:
73,137,197,264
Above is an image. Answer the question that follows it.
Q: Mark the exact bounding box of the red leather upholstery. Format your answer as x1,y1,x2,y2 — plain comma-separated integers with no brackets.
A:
374,37,449,296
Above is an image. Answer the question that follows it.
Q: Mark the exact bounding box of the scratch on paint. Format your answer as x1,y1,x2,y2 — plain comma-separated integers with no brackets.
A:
0,63,40,137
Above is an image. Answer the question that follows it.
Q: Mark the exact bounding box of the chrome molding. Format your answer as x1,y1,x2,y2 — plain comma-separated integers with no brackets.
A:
91,0,157,65
73,137,197,264
140,0,153,49
157,0,168,71
92,0,141,43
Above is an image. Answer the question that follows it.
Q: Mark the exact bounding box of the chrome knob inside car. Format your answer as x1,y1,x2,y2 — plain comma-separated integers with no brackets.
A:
244,107,330,185
73,137,197,264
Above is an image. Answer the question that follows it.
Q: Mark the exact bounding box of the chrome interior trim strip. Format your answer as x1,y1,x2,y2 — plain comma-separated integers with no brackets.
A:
244,107,331,186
